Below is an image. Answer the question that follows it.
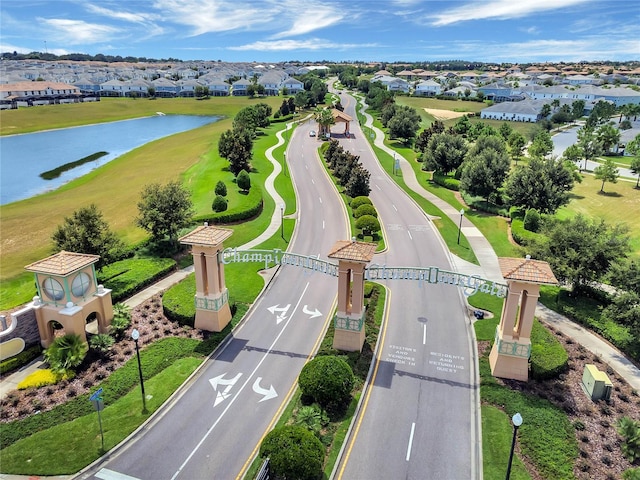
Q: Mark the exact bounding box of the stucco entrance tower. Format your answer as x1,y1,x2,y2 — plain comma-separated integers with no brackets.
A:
328,239,377,352
25,251,113,348
489,256,558,381
179,224,233,332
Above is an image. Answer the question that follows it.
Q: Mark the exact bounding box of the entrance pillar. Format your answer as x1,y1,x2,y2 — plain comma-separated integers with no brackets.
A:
328,239,377,352
489,256,558,381
179,224,233,332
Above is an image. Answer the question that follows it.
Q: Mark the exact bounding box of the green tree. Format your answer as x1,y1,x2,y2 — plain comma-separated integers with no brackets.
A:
529,214,629,292
528,130,554,158
298,355,354,409
453,115,470,136
387,105,421,145
507,131,526,165
505,157,575,214
356,215,380,237
136,181,194,248
593,157,619,192
608,260,640,295
576,125,602,170
499,122,513,140
345,164,371,198
596,123,621,154
212,195,228,212
236,169,251,192
461,148,510,203
626,134,640,187
259,426,324,480
571,100,585,121
562,144,582,165
540,103,552,118
52,204,125,269
314,107,335,137
218,127,253,176
214,180,227,197
422,133,468,175
354,204,377,218
44,334,88,374
294,90,311,110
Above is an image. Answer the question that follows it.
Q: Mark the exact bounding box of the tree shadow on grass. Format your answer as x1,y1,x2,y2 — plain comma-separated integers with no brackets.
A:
597,190,622,198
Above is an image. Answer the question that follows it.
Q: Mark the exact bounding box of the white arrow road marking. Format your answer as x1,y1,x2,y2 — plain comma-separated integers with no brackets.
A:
172,282,311,480
302,305,322,319
252,377,278,402
267,304,291,324
96,468,141,480
209,372,242,407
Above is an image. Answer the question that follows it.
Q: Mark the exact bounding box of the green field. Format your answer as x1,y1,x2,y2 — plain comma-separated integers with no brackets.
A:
0,97,284,307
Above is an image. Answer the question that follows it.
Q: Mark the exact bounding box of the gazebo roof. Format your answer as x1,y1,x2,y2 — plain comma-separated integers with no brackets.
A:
328,239,377,263
332,109,353,122
25,251,99,276
499,256,558,285
179,224,233,247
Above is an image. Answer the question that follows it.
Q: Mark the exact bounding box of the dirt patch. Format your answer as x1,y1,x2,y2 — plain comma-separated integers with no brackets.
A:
424,108,475,121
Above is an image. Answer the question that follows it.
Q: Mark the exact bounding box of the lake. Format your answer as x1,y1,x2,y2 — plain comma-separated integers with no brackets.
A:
0,115,219,205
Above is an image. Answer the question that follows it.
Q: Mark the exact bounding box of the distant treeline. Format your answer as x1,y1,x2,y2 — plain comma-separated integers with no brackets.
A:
1,51,183,64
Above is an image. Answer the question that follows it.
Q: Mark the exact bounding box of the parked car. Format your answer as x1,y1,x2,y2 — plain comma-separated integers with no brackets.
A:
309,130,316,137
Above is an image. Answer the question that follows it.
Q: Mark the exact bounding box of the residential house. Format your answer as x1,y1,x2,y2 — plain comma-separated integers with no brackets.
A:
480,100,541,122
414,80,442,97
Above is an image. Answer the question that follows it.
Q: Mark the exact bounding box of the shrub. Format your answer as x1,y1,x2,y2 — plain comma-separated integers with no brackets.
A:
350,196,372,210
298,355,354,409
0,345,42,375
355,215,380,237
89,333,115,353
295,404,326,435
509,206,525,220
623,467,640,480
237,169,251,191
259,425,324,480
524,208,541,232
214,180,227,197
212,195,228,212
432,172,460,191
617,416,640,463
530,320,569,380
17,369,69,390
98,257,176,302
110,303,132,337
511,218,539,246
354,204,377,218
43,334,88,374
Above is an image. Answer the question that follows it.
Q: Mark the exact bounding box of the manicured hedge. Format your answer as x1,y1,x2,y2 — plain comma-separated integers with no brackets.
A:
510,218,540,246
530,320,569,380
162,273,197,327
432,172,460,191
201,197,263,225
0,346,42,375
98,257,176,303
260,425,325,480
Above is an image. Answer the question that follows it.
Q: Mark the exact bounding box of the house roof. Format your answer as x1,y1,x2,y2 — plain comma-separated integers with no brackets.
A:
328,240,377,263
499,256,558,285
25,251,99,276
179,225,233,247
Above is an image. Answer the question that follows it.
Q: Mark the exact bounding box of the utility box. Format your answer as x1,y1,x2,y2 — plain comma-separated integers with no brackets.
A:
581,364,612,401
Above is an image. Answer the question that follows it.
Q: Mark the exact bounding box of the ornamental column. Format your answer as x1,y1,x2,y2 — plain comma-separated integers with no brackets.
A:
489,256,558,381
179,224,233,332
328,239,377,352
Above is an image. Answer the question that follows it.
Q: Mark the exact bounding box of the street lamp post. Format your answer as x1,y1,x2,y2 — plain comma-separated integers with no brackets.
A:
131,329,147,413
457,208,465,244
280,203,285,240
505,412,523,480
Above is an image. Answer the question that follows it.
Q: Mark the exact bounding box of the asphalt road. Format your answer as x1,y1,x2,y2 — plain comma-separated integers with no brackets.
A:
76,112,349,480
333,91,480,479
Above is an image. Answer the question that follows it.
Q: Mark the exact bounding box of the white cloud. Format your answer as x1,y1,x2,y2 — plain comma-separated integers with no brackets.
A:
152,0,275,35
38,18,121,45
273,5,345,38
85,4,161,24
522,26,540,34
229,38,378,52
429,0,591,26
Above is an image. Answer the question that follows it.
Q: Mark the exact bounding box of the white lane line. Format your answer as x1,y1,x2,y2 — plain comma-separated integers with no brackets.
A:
407,231,413,240
319,197,323,204
311,178,315,184
406,422,416,461
305,164,308,170
96,468,141,480
423,324,427,345
171,283,311,480
392,204,398,211
323,220,325,230
375,184,381,191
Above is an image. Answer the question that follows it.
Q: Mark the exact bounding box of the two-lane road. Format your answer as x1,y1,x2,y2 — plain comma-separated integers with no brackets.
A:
334,91,480,479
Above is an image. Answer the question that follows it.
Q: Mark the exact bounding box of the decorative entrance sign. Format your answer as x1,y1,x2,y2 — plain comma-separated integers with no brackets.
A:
219,248,508,298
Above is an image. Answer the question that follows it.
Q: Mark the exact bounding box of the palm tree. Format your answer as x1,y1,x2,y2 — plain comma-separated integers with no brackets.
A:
314,107,335,137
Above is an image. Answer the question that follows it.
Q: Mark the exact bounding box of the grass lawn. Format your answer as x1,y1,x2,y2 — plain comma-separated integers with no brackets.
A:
556,173,640,257
482,405,531,480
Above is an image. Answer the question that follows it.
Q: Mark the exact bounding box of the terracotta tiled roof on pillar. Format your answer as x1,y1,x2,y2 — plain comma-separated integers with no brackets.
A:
179,224,233,247
328,239,377,263
498,256,558,285
25,251,99,275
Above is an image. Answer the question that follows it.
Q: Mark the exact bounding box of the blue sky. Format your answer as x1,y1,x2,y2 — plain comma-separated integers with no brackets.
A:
1,0,639,63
